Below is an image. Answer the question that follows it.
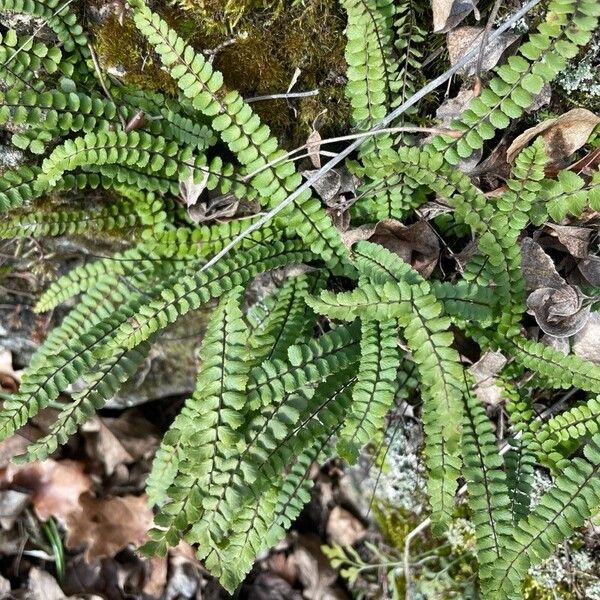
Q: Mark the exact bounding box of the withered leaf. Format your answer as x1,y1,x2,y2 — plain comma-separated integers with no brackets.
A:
65,493,153,561
507,108,600,165
187,192,239,224
578,256,600,286
6,459,91,525
179,170,209,207
433,0,479,33
28,567,67,600
520,237,566,291
0,347,21,393
526,285,591,337
342,219,440,278
81,416,134,476
447,26,519,76
306,129,322,169
544,223,590,259
0,489,29,530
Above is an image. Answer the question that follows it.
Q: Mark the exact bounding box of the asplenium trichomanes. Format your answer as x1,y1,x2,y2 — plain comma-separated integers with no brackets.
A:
1,0,600,596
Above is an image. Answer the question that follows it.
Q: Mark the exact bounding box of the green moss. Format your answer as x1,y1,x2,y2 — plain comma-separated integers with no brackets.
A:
93,14,177,93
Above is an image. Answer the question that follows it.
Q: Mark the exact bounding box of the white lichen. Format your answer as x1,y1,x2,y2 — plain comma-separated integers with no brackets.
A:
559,36,600,96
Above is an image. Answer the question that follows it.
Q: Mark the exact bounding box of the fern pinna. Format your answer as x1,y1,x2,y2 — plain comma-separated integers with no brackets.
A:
1,0,600,596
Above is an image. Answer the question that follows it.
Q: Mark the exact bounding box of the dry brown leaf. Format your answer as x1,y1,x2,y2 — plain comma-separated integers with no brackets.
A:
544,224,591,259
65,493,153,561
304,167,358,208
578,256,600,286
307,129,322,169
187,192,239,224
6,459,91,525
447,26,519,76
526,285,591,337
520,238,566,291
342,219,440,278
436,87,476,128
469,351,508,406
81,416,134,476
326,506,366,546
432,0,479,33
179,170,209,207
573,312,600,364
507,108,600,165
0,575,9,595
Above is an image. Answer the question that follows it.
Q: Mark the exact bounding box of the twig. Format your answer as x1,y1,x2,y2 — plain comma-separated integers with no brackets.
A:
474,0,504,93
246,90,320,103
87,42,127,129
191,0,543,277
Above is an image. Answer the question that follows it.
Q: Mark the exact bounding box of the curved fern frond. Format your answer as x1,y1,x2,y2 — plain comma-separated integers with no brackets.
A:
128,0,348,266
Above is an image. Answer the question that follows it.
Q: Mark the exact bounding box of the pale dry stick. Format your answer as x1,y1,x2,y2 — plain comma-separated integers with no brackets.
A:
474,0,505,92
240,126,462,183
246,90,320,103
87,42,127,129
191,0,543,276
402,387,578,599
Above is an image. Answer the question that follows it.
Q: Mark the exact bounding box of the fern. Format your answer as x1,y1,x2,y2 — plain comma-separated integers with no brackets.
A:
1,0,600,595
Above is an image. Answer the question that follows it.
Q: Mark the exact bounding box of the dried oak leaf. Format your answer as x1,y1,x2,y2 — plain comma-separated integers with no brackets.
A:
65,493,153,561
343,219,440,278
507,108,600,165
6,459,91,525
573,312,600,364
0,489,29,530
526,285,591,337
433,0,479,33
187,192,239,224
179,170,209,207
447,26,519,76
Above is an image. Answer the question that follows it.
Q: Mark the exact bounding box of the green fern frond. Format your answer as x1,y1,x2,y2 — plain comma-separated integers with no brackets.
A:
428,0,600,164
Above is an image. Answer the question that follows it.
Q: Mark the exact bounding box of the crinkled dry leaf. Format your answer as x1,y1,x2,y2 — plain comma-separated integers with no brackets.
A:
469,351,508,406
81,416,133,476
307,129,322,169
573,312,600,364
436,87,476,127
432,0,479,33
326,506,366,546
342,219,440,278
520,237,566,291
578,256,600,286
447,26,519,76
65,493,153,561
544,224,590,259
187,192,239,224
6,459,91,525
0,575,9,595
179,170,209,207
304,167,358,208
526,285,591,337
507,108,600,165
